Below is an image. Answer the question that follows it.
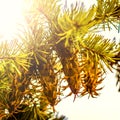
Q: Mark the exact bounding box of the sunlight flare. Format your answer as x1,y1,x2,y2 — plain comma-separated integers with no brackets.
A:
0,0,25,40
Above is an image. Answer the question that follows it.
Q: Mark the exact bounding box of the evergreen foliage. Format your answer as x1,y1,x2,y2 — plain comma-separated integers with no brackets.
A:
0,0,120,119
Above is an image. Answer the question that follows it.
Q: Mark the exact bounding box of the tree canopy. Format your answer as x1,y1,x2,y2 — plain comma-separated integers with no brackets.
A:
0,0,120,119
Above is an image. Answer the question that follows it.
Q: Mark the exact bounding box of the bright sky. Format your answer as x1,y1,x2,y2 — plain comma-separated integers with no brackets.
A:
0,0,119,120
56,69,120,120
0,0,24,40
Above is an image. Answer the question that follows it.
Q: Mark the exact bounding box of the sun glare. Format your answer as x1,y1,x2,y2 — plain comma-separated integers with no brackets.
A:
0,0,24,40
